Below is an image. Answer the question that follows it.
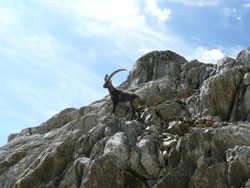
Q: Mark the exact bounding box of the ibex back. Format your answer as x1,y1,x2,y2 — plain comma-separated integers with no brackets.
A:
103,69,142,120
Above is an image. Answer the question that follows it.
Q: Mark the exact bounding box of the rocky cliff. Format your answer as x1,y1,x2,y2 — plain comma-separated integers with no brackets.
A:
1,47,250,188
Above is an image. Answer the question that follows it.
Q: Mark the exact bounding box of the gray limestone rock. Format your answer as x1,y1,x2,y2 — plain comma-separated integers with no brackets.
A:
226,146,250,187
127,50,187,86
236,47,250,66
200,68,243,121
137,134,160,178
155,102,182,120
243,73,250,86
167,120,189,136
216,57,243,72
1,47,250,188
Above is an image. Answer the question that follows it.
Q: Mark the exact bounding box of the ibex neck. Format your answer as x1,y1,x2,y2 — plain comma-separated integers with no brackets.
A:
107,84,117,93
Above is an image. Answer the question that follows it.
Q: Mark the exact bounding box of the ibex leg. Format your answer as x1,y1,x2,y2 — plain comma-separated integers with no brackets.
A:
113,101,118,113
130,101,135,120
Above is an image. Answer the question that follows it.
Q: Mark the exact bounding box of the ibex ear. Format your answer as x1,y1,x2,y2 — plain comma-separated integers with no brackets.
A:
104,74,109,82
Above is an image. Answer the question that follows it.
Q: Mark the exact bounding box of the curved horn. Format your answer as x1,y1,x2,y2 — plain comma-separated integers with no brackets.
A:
107,69,127,82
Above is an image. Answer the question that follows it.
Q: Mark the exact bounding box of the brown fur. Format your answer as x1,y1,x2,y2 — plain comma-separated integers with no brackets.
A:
103,70,142,120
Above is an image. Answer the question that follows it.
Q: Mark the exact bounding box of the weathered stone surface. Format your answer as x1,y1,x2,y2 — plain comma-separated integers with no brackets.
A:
236,47,250,66
7,133,18,143
200,68,243,121
137,134,160,178
167,120,189,136
243,72,250,86
186,64,214,90
156,102,182,120
104,132,129,164
14,140,73,188
216,57,243,72
127,50,187,86
241,86,250,120
145,93,164,107
228,69,250,122
46,108,78,130
226,146,250,187
135,81,160,100
1,47,250,188
163,138,177,148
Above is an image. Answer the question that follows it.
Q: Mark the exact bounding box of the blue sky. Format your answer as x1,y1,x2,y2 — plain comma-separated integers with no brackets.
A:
0,0,249,146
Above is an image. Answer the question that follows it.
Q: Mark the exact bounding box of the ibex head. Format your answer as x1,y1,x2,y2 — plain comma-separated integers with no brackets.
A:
103,69,127,88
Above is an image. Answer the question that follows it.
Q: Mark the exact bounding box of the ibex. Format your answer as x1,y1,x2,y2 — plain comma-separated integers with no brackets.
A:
103,69,142,120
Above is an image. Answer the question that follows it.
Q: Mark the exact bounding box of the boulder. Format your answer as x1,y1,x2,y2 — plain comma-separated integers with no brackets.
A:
167,120,189,136
137,134,160,178
127,50,187,86
155,102,182,120
243,73,250,86
236,47,250,66
200,68,243,121
226,146,250,187
216,57,242,71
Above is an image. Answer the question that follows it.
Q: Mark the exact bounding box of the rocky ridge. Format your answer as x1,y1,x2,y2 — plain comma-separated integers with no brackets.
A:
1,47,250,188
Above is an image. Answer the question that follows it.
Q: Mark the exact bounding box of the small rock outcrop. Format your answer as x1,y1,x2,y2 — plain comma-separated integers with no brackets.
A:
1,47,250,188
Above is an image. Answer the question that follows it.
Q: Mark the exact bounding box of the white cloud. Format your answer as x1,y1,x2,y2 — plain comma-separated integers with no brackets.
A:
0,16,105,130
37,0,171,36
221,7,243,24
145,0,171,22
237,16,242,21
66,0,185,62
1,55,105,128
223,7,237,17
220,45,244,58
47,0,235,66
0,33,67,68
0,7,18,32
243,3,250,8
190,47,225,63
61,0,145,29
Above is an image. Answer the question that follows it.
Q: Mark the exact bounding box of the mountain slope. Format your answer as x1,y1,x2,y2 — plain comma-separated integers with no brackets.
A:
1,47,250,188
